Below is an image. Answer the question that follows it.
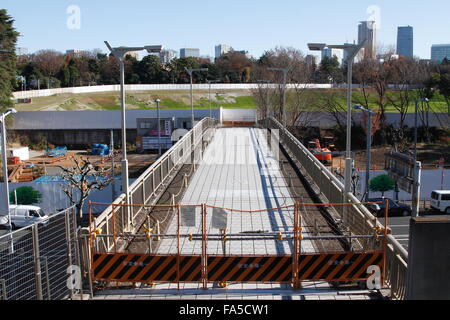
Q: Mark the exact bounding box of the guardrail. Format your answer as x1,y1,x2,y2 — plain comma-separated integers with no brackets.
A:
0,206,80,300
262,117,409,300
91,118,217,252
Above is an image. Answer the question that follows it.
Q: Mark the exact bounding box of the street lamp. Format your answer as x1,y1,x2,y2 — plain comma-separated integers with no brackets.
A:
308,41,366,213
185,67,209,129
267,68,289,127
105,41,162,229
206,79,220,119
412,98,429,217
353,104,375,202
1,108,18,252
155,99,162,157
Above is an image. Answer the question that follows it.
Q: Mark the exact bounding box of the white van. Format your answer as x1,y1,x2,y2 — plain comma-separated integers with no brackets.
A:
9,205,49,229
431,191,450,214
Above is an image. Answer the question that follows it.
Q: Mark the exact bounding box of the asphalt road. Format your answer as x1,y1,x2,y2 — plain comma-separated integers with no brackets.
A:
380,211,450,250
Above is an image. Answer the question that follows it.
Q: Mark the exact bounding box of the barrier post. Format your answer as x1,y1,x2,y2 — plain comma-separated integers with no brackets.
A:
112,204,117,253
177,205,181,291
383,199,389,287
293,203,300,290
202,204,208,290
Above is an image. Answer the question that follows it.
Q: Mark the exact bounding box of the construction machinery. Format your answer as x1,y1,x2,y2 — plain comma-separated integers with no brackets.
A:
308,139,332,164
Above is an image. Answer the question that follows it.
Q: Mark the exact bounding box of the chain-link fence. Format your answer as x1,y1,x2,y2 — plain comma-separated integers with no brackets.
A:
0,206,80,300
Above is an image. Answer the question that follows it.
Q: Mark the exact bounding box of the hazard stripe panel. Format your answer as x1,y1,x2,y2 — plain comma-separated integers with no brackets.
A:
207,256,292,282
298,252,384,282
92,251,383,283
93,254,202,283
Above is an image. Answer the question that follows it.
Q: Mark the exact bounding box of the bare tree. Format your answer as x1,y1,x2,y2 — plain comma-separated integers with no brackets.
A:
386,57,421,151
32,49,64,79
59,156,114,222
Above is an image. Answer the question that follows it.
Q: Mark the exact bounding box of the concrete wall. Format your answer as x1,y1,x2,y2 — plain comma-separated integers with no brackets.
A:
12,84,347,100
8,109,222,130
406,217,450,300
9,110,449,132
222,109,257,122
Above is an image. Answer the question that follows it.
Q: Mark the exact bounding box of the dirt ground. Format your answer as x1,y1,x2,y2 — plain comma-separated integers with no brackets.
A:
332,144,450,171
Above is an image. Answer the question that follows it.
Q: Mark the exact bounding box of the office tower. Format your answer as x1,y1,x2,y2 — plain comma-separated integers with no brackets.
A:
159,49,178,64
397,26,414,57
215,44,233,59
180,48,200,58
321,48,344,65
431,44,450,63
358,21,377,60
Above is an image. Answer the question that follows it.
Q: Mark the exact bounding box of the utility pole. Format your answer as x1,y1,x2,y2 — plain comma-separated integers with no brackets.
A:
185,67,209,129
155,99,162,157
412,98,428,217
206,79,220,119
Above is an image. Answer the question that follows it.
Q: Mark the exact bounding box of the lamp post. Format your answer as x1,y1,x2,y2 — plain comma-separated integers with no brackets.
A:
353,104,375,202
105,41,162,229
267,68,289,126
155,99,162,157
0,108,18,252
206,80,220,119
308,41,366,215
185,67,208,129
412,98,429,218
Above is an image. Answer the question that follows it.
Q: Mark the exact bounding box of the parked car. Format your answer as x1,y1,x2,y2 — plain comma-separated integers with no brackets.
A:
430,190,450,214
0,215,9,230
8,205,49,229
368,198,412,217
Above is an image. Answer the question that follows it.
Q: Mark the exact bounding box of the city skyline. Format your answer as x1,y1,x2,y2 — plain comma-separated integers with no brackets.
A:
2,0,450,60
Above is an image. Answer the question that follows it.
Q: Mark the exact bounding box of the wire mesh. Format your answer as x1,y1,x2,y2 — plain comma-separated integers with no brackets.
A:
0,206,78,300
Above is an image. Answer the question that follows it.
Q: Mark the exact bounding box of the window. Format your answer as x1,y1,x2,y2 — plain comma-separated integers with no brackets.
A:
29,210,40,218
431,192,439,200
442,194,450,201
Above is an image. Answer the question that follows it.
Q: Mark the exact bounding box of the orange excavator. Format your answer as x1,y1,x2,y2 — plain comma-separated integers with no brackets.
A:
308,139,333,164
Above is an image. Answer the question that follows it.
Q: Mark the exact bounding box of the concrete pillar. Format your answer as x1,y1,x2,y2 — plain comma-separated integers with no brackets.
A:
406,217,450,300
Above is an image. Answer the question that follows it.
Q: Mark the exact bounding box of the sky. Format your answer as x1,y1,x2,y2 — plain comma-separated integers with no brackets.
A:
2,0,450,60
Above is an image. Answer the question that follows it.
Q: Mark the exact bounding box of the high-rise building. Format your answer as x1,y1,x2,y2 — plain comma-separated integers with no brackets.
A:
180,48,200,58
321,48,344,65
431,44,450,63
215,44,233,59
66,49,89,57
358,21,377,60
397,26,414,57
159,49,178,64
16,47,28,56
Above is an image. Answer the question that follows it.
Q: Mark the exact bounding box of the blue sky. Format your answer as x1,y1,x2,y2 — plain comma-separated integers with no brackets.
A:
2,0,449,59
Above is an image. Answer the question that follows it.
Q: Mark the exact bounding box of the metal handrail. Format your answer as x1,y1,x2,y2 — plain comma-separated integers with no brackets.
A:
262,117,409,299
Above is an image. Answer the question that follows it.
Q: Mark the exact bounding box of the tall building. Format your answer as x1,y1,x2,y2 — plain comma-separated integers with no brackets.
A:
66,49,89,58
431,44,450,63
397,26,414,57
358,21,377,60
321,48,344,65
215,44,233,59
180,48,200,58
16,47,28,56
159,49,178,64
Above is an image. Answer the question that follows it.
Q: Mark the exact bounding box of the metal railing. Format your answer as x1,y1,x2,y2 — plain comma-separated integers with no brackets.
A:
261,117,409,300
91,118,217,252
0,206,80,300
